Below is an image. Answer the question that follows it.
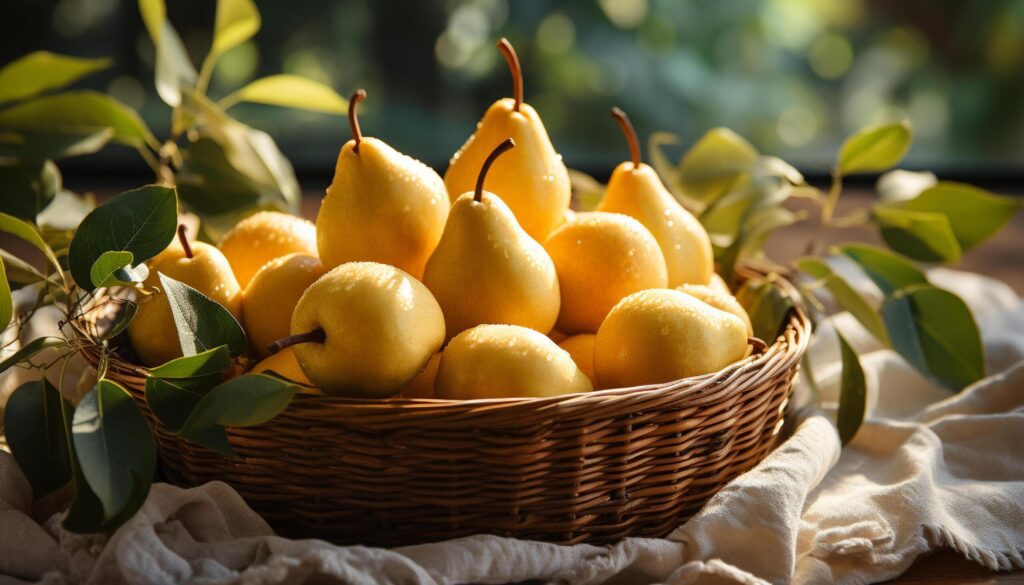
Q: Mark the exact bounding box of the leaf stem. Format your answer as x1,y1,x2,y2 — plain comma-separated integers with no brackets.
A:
821,170,843,224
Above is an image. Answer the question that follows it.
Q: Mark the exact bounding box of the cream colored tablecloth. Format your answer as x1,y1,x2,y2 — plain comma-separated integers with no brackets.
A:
1,268,1022,585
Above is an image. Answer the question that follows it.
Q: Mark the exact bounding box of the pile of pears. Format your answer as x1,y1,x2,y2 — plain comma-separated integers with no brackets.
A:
128,39,753,401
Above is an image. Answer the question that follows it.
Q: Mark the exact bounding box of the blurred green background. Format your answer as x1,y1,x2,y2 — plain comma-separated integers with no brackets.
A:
4,0,1023,183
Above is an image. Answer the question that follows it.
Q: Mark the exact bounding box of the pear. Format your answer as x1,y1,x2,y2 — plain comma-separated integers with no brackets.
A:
273,262,444,398
252,348,312,387
676,283,752,336
218,211,317,288
242,253,325,358
597,107,714,287
558,334,597,387
443,38,570,242
435,324,592,400
316,90,449,279
129,226,242,366
423,138,560,341
399,352,442,399
594,289,749,388
543,211,668,334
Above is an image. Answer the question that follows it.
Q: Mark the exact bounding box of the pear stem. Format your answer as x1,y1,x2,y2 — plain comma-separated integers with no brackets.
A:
474,138,516,202
497,38,523,112
348,89,367,153
611,107,641,168
177,224,193,259
268,327,326,355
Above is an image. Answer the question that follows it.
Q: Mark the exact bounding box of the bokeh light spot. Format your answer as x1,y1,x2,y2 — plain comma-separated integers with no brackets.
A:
808,32,853,79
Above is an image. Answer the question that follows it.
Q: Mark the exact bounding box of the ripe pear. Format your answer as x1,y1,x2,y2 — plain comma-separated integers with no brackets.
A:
435,324,592,400
677,283,753,336
242,253,325,358
399,352,441,399
597,108,714,287
594,289,749,388
444,39,570,241
252,348,312,387
423,139,560,340
708,273,731,296
557,334,597,386
129,226,243,366
543,211,668,334
218,211,317,288
277,262,445,398
317,90,450,278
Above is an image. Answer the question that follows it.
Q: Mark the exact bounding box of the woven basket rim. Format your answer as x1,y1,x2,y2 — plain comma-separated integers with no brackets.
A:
73,263,810,415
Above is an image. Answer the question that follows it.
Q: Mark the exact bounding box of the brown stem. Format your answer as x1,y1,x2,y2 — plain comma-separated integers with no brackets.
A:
177,224,193,259
268,327,326,355
348,89,367,153
610,107,641,168
475,138,516,202
496,38,523,112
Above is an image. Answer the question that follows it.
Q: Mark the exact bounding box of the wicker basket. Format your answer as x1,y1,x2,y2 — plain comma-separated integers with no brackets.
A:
75,266,810,547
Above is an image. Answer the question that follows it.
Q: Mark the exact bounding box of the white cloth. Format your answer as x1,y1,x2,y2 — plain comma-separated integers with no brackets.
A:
1,269,1022,585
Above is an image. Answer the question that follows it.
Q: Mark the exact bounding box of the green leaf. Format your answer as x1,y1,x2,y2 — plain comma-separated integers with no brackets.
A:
0,160,60,220
838,243,927,296
0,91,156,148
3,379,73,497
0,128,114,162
835,330,867,445
797,257,890,345
0,248,46,287
0,257,11,330
158,273,246,357
71,380,155,525
220,74,347,114
0,51,110,106
146,346,233,432
837,121,912,175
735,277,794,342
0,212,62,277
882,284,984,391
889,182,1021,252
876,169,936,203
90,251,134,288
68,185,178,291
677,127,760,206
179,373,296,456
138,0,197,107
100,301,137,341
873,206,962,263
0,336,66,376
209,0,260,62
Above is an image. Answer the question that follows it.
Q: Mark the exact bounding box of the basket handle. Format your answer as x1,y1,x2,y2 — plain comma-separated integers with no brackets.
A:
747,336,768,355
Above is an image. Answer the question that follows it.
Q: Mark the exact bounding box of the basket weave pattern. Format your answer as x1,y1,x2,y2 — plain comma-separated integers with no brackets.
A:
78,275,810,547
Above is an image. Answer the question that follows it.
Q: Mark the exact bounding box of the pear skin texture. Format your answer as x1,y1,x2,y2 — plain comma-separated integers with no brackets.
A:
677,283,753,336
557,333,597,387
594,289,749,388
543,212,668,334
317,137,450,278
252,348,312,386
444,99,570,241
422,192,560,341
242,253,325,358
708,273,732,296
218,211,317,288
128,242,243,367
598,162,714,287
290,262,445,398
399,352,442,399
435,324,592,399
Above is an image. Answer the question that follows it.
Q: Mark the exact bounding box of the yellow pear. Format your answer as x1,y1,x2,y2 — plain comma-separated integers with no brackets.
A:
423,139,560,340
435,324,592,400
278,262,444,398
399,352,442,399
242,253,325,358
544,211,667,334
443,39,570,241
594,289,748,388
708,273,731,296
676,283,753,336
597,107,714,287
317,90,450,278
252,348,312,386
557,334,597,387
218,211,317,288
129,226,243,366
